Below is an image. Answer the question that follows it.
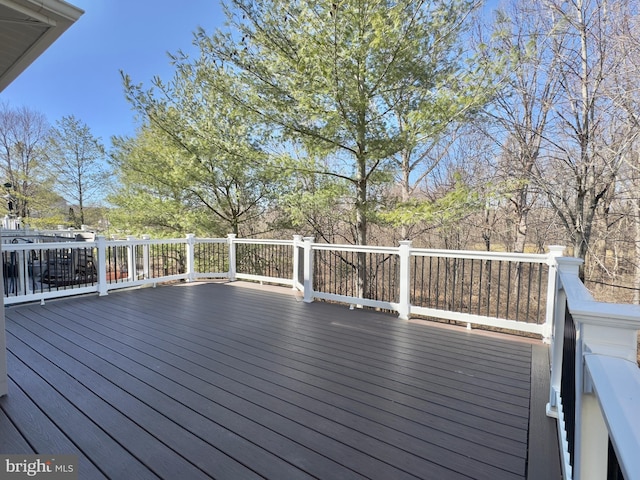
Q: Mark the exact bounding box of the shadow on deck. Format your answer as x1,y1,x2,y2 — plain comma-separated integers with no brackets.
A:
0,281,560,479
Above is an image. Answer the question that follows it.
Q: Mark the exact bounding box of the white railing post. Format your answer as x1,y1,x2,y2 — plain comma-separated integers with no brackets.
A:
543,245,566,344
547,253,579,418
547,257,582,480
546,284,566,418
398,240,412,321
292,235,303,291
227,234,237,282
142,235,150,280
303,237,314,303
552,254,640,480
96,235,108,296
126,236,136,282
20,249,30,295
186,234,195,282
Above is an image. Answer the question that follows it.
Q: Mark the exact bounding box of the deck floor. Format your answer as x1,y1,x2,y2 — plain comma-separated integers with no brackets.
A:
1,282,558,479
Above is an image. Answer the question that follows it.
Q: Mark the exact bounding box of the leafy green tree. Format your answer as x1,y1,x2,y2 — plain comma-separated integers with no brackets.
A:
109,125,227,236
48,115,108,227
114,63,282,236
194,0,482,246
282,161,357,243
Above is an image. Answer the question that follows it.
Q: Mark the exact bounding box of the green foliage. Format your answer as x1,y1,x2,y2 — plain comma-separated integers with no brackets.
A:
281,167,355,241
383,173,484,228
21,180,68,226
115,61,285,237
191,0,481,243
109,127,224,236
114,0,489,241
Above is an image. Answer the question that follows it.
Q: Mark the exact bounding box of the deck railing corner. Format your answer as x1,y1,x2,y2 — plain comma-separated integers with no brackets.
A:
543,245,569,344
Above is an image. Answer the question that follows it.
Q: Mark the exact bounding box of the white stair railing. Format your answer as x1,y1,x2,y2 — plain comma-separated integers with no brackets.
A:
548,257,640,480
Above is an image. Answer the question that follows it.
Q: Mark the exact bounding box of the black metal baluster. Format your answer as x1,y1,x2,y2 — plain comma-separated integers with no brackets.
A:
336,250,345,295
469,259,474,314
506,261,513,320
486,260,492,317
537,265,543,324
525,264,533,322
561,304,577,469
447,258,458,310
497,261,503,319
411,256,417,304
443,257,449,309
478,259,483,315
435,257,441,309
459,258,465,312
515,262,522,321
370,252,376,300
607,437,624,480
427,257,432,308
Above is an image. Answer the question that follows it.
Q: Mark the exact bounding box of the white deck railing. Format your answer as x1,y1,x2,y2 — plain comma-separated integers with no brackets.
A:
296,237,561,338
547,258,640,480
1,233,638,480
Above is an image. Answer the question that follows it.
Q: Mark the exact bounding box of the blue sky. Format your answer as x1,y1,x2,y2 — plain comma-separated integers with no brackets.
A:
0,0,224,147
1,0,500,150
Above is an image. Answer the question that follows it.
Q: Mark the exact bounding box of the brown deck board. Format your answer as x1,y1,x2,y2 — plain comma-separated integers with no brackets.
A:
4,351,157,480
0,378,108,479
19,305,453,479
94,288,532,412
1,281,561,479
0,396,34,454
6,322,268,480
35,302,522,477
528,344,562,480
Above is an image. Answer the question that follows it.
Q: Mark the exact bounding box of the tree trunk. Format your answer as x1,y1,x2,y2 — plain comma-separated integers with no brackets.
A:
78,179,85,226
355,162,368,299
573,227,588,281
513,201,528,254
400,150,411,240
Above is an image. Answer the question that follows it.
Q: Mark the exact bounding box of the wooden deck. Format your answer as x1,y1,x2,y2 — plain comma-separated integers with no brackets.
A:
0,281,560,479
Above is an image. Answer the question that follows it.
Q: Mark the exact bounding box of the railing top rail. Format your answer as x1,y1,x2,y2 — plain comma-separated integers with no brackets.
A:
585,354,640,480
559,269,640,329
2,241,97,251
410,247,550,264
231,238,294,246
193,238,228,244
311,243,398,254
309,242,554,263
105,238,187,246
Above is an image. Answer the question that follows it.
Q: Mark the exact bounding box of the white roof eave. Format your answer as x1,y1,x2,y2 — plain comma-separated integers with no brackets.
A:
0,0,84,92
